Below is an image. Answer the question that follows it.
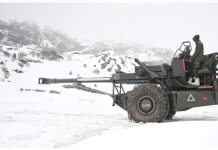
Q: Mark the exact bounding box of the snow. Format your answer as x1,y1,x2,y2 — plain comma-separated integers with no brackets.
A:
0,46,218,149
0,84,130,148
72,118,218,150
71,106,218,150
0,50,135,148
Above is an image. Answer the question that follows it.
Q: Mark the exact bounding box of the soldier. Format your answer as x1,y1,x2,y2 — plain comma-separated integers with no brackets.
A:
188,34,204,86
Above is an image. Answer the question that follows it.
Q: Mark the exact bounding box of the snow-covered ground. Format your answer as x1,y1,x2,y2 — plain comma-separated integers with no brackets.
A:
0,50,218,149
0,53,136,148
72,113,218,150
0,81,132,148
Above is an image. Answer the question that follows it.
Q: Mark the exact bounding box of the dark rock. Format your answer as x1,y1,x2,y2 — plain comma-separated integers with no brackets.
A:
13,69,23,73
49,90,61,94
33,89,46,92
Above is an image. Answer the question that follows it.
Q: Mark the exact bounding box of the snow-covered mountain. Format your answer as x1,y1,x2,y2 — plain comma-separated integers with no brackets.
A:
0,20,84,51
82,40,173,63
0,44,136,81
0,19,174,81
0,19,173,59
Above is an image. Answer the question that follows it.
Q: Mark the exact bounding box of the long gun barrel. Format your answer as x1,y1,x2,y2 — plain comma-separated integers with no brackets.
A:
38,58,157,85
38,77,112,84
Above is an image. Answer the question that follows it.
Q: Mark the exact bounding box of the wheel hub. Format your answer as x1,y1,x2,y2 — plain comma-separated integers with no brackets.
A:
138,96,155,114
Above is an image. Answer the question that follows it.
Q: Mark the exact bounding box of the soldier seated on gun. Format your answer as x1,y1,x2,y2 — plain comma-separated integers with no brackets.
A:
188,34,204,86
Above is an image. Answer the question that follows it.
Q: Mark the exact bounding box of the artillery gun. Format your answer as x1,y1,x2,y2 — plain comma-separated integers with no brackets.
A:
39,41,218,123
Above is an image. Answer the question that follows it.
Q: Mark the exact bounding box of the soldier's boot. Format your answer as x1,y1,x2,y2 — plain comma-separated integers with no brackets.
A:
188,77,200,86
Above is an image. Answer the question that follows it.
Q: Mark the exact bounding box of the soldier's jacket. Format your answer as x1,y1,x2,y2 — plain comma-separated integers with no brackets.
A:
191,40,204,62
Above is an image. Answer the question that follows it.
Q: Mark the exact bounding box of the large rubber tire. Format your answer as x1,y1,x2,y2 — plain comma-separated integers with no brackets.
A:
127,84,169,123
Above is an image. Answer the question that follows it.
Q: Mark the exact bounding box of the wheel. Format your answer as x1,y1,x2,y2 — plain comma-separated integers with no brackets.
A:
127,84,169,123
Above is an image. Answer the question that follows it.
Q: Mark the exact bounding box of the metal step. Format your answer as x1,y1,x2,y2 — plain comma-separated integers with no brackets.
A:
198,85,213,89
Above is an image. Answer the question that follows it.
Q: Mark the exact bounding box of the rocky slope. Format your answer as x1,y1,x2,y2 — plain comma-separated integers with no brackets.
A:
0,19,174,81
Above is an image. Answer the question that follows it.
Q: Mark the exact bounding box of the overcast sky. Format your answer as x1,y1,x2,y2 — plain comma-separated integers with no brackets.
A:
0,3,218,53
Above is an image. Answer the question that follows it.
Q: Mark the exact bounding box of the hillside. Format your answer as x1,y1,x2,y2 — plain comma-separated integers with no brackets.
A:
0,19,173,58
0,20,84,51
0,19,174,81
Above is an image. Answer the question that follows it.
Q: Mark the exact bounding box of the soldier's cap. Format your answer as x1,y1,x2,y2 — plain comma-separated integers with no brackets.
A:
193,34,200,41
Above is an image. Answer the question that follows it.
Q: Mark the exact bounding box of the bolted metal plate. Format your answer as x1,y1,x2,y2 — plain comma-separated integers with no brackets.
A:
175,90,215,110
